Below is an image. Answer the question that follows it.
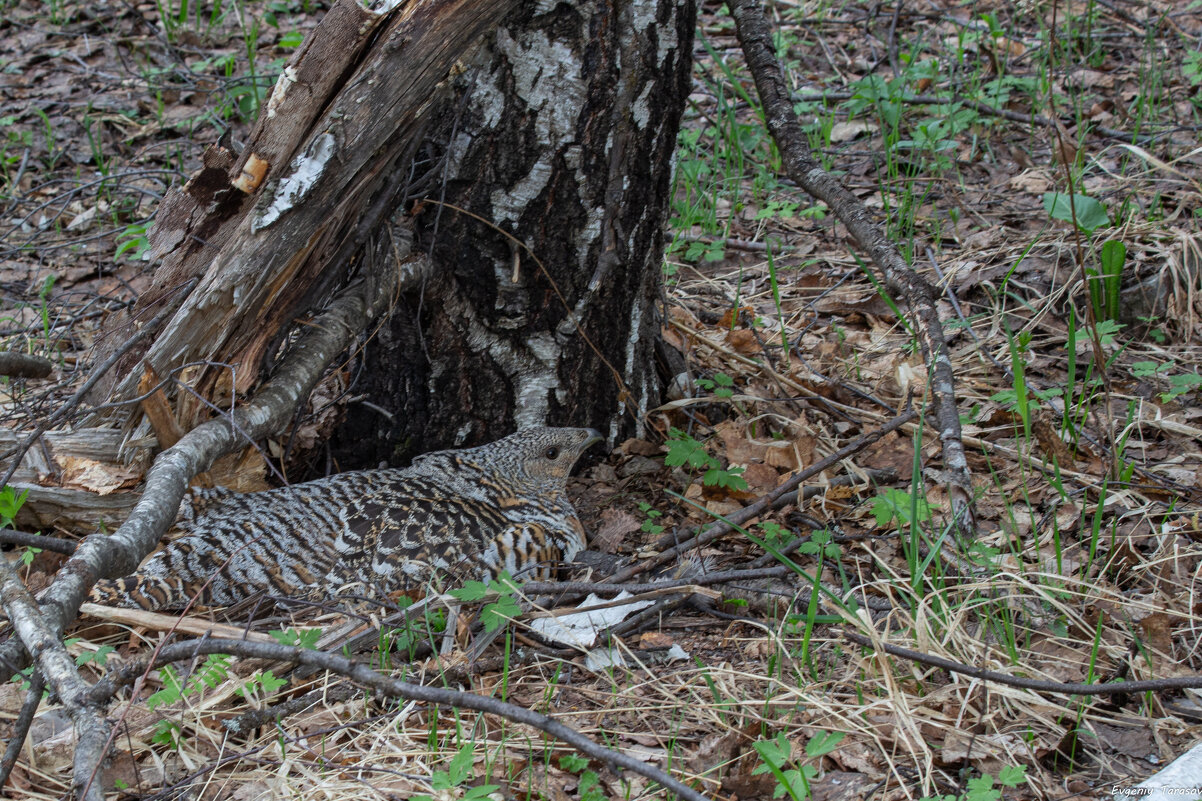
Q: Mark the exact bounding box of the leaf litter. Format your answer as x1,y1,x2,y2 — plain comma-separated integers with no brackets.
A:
1,0,1201,799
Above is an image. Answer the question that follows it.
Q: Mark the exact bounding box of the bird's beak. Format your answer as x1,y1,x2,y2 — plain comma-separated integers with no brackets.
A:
583,428,604,450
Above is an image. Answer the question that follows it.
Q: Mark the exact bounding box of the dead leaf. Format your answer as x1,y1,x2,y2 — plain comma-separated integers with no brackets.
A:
620,438,662,457
725,328,759,355
593,509,641,553
1032,416,1074,466
741,462,780,492
640,631,674,649
829,120,876,142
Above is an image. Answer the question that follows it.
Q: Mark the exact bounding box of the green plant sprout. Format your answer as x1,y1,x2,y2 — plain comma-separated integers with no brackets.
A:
449,572,522,634
412,743,499,801
752,730,845,801
664,428,748,491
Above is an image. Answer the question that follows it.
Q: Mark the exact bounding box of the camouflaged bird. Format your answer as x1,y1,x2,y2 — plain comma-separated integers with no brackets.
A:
89,427,602,610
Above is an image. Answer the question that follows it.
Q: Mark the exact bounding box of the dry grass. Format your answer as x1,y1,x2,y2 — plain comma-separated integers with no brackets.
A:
1,0,1201,798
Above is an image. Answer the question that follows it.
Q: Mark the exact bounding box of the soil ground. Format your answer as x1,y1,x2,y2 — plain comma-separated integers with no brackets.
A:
1,0,1201,799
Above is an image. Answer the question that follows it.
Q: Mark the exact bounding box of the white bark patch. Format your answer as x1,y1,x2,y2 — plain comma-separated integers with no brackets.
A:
362,0,404,12
621,291,647,423
631,81,653,129
490,160,554,226
630,0,676,65
446,291,562,427
265,66,298,119
253,132,336,231
486,27,586,225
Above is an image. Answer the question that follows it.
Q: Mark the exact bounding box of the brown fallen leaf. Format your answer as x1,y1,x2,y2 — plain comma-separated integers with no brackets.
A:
593,508,641,554
726,327,760,355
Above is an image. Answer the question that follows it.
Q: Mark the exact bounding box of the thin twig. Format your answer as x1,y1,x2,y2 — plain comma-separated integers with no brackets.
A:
0,669,44,791
0,529,77,555
726,0,978,541
844,631,1202,695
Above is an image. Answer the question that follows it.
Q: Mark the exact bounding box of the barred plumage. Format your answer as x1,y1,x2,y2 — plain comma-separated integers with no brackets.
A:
90,427,602,610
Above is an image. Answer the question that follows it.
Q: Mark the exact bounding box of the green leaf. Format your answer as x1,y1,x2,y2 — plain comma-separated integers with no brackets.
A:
559,754,589,773
257,670,287,693
871,489,931,527
1043,192,1109,233
806,730,845,756
703,466,748,491
480,594,521,633
449,580,490,602
751,733,792,775
996,765,1027,787
0,486,29,523
664,429,715,469
447,744,475,785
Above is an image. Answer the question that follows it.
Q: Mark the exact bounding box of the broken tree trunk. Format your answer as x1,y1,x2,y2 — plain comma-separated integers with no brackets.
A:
100,0,694,468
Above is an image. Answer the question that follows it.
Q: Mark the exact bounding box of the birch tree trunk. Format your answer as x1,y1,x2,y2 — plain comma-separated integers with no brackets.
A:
330,0,695,463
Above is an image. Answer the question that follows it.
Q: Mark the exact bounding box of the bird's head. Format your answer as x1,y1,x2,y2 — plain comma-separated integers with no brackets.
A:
499,426,604,486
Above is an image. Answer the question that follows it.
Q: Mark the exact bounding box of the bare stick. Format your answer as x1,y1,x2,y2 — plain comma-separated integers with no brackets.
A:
0,252,431,797
0,529,77,555
726,0,977,541
0,669,43,791
844,631,1202,695
89,637,714,801
0,556,108,801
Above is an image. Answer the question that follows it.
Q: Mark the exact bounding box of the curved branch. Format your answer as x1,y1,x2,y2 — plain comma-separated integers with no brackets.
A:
726,0,977,540
90,637,713,801
844,631,1202,695
0,247,427,671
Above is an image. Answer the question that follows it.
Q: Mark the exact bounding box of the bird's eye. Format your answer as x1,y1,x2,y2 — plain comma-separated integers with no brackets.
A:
544,447,560,459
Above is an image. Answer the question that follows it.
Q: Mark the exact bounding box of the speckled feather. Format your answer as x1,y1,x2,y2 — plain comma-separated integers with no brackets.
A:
90,427,602,610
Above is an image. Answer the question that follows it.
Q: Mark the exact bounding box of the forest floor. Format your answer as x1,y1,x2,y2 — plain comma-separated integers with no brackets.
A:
1,0,1201,799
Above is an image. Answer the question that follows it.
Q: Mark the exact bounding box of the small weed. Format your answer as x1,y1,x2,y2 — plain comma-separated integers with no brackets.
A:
696,371,735,398
638,501,665,536
920,765,1028,801
0,486,37,569
664,428,748,491
752,730,845,800
450,572,522,633
558,754,606,801
870,488,931,529
412,743,499,801
234,670,287,704
268,627,321,649
146,654,233,711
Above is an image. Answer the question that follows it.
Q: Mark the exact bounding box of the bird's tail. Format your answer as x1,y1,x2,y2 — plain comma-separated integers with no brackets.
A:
89,573,187,611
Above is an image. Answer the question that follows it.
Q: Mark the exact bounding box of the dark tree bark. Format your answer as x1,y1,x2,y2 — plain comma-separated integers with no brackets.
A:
331,0,695,464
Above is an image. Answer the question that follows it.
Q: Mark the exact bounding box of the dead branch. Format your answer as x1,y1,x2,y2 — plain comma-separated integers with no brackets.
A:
843,631,1202,696
0,668,43,790
110,0,519,405
88,637,715,801
0,244,429,797
0,240,427,672
0,528,77,554
726,0,978,541
0,556,109,801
